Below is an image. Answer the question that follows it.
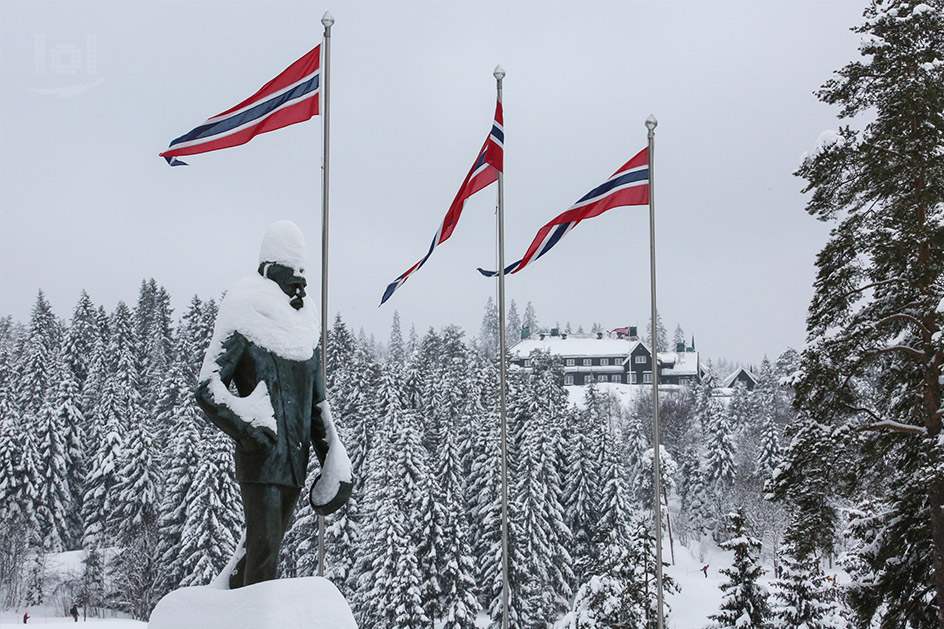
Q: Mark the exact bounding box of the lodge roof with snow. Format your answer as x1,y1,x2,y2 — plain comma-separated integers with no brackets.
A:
510,330,702,387
721,367,759,390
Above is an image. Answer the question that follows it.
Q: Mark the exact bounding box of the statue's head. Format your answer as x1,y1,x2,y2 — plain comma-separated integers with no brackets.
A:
258,220,308,310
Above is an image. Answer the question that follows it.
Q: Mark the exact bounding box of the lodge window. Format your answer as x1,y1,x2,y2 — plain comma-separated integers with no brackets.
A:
600,358,609,366
611,375,620,383
631,372,638,384
643,372,653,384
583,358,592,366
566,359,575,366
565,375,574,385
635,356,646,364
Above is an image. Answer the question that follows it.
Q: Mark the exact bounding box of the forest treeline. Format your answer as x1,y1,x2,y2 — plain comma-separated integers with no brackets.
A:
0,280,825,627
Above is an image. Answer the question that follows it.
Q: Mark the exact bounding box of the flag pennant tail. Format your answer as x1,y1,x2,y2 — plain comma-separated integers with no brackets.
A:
380,101,504,305
479,146,649,276
160,45,322,165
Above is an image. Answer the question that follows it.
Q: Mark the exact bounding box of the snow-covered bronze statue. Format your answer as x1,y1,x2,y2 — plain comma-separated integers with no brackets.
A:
196,220,352,589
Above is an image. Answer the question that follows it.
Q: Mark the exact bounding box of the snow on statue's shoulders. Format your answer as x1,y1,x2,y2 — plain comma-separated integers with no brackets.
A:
206,273,318,364
148,576,357,629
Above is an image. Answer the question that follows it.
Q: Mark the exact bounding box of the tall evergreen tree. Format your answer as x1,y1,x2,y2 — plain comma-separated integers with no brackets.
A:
706,508,770,629
155,360,204,596
770,542,846,629
479,297,500,359
704,397,737,492
506,299,521,343
62,290,99,392
522,301,539,334
646,311,668,352
565,387,606,582
784,1,944,625
34,379,73,553
16,291,60,417
387,311,406,369
354,368,428,628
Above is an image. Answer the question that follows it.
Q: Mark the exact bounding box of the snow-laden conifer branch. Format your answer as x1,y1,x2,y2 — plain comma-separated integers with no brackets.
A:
860,418,927,436
868,344,927,362
833,277,907,303
873,312,931,337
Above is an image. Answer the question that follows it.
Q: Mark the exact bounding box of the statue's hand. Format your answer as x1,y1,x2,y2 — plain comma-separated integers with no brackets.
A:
243,426,277,451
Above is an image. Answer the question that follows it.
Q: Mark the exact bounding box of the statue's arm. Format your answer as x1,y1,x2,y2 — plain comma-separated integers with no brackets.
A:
310,348,330,465
195,332,257,442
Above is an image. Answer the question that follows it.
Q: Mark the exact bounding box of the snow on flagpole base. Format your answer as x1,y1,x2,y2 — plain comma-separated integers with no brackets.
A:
148,576,357,629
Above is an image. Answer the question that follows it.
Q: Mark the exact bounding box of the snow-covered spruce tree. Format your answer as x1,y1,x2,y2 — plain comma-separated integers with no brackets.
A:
387,310,406,370
62,290,99,393
24,552,45,606
770,542,846,629
502,352,574,627
427,402,480,629
82,304,139,549
685,456,713,543
15,290,60,417
564,511,678,629
465,359,504,615
506,299,521,343
703,394,737,534
767,413,840,564
34,371,74,554
176,430,240,589
134,279,175,413
565,385,606,583
50,353,86,548
154,359,204,596
479,296,500,359
646,311,669,353
300,314,377,590
706,508,770,629
784,1,944,625
522,301,539,334
354,367,428,628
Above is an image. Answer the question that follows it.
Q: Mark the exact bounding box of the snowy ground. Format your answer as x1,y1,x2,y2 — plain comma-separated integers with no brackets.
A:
0,608,143,626
664,540,845,629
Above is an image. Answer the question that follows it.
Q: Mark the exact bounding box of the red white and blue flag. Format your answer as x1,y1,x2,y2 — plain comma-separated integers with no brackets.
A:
478,147,649,277
380,102,504,305
160,46,321,166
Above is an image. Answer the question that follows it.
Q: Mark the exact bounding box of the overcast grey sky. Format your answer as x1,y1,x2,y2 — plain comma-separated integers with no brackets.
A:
0,0,865,365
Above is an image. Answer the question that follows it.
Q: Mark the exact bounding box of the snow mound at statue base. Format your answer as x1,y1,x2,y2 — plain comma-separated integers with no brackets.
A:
148,576,357,629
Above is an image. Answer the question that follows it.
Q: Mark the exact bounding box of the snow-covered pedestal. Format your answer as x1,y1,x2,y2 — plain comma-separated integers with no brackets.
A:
148,577,357,629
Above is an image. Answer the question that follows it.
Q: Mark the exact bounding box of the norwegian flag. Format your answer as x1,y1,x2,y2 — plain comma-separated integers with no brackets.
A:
160,46,321,166
478,147,649,277
380,102,504,305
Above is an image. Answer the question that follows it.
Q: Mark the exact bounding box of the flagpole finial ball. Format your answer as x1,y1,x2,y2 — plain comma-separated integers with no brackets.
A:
645,115,658,131
321,11,335,27
493,65,506,80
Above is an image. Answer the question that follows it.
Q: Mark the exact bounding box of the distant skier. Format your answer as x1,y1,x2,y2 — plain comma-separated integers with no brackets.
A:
23,610,29,624
701,564,709,578
70,604,79,622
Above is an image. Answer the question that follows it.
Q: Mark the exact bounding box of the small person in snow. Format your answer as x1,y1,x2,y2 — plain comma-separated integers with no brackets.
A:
70,604,79,622
197,221,352,589
701,564,709,578
23,611,29,624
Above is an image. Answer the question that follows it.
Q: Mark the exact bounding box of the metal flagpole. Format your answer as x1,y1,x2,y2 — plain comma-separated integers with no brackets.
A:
318,10,334,579
645,114,664,629
493,64,511,629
